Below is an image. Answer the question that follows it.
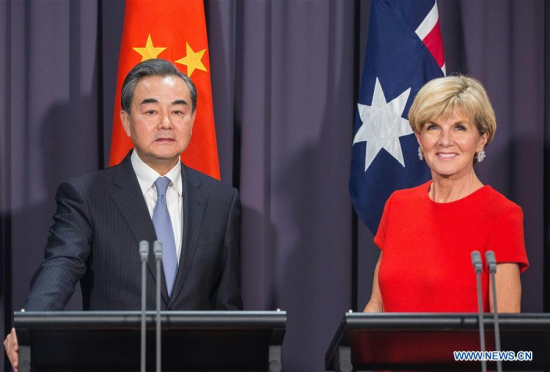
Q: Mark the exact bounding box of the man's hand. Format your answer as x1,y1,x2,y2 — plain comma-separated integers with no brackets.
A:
4,328,19,372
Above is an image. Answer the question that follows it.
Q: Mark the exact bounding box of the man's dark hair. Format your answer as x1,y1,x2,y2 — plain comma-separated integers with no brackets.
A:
121,59,197,114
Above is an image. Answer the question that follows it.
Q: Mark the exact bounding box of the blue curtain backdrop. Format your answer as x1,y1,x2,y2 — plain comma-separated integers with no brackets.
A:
1,1,549,371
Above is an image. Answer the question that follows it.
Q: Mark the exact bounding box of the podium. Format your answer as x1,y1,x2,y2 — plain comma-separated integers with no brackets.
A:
14,310,286,372
325,313,550,371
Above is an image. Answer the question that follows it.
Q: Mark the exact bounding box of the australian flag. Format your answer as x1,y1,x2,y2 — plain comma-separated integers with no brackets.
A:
350,0,446,234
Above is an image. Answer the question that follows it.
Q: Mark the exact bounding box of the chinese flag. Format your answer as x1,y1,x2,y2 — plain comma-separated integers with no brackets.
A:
109,0,220,180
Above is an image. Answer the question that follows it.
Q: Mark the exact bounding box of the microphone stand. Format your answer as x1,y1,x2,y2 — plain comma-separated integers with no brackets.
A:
471,250,487,372
486,250,502,372
154,241,163,372
139,241,149,372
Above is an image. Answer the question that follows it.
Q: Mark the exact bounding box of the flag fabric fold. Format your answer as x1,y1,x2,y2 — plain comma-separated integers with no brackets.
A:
350,0,445,234
109,0,220,180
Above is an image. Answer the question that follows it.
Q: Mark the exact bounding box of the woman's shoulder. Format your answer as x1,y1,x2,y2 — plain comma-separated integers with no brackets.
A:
481,186,522,211
391,181,430,200
474,186,524,224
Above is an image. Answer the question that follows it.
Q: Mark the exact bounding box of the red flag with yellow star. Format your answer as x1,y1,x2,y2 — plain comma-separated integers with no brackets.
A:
109,0,220,179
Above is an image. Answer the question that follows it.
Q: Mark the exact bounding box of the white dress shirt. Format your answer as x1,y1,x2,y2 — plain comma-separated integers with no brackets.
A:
131,150,183,261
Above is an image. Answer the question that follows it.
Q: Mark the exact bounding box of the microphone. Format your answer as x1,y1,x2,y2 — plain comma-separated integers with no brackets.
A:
139,241,149,372
154,241,163,372
471,250,487,372
486,250,502,372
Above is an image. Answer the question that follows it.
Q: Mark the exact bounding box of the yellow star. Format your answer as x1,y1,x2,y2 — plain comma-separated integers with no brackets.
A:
175,43,207,77
133,34,166,61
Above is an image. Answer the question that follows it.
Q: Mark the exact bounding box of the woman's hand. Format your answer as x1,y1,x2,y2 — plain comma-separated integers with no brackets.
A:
363,252,384,313
363,299,384,313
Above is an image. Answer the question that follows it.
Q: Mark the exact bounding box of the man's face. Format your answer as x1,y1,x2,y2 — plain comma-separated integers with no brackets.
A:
120,75,195,174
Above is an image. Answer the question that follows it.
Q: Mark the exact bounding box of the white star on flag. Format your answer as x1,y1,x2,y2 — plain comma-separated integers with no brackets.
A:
353,77,412,171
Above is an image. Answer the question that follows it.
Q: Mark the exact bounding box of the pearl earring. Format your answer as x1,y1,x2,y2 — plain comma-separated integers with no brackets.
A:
418,147,424,161
476,149,486,162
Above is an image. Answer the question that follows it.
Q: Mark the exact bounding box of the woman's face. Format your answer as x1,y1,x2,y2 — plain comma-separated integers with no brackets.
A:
416,108,488,181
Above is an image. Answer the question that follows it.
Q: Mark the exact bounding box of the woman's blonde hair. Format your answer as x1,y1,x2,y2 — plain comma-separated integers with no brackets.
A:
408,75,496,144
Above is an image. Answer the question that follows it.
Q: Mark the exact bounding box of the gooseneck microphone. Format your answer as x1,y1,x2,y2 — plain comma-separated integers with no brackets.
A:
154,241,163,372
486,250,502,372
471,250,487,372
139,241,150,372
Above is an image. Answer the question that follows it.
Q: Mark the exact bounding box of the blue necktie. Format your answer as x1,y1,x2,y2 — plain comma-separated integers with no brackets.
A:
152,177,178,296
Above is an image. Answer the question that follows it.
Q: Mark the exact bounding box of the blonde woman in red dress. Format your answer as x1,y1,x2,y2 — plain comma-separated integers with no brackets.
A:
364,75,528,313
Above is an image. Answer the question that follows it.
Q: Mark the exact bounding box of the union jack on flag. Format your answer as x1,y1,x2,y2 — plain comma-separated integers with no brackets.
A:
350,0,446,234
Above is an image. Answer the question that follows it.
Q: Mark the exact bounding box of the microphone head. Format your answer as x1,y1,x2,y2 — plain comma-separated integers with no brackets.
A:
153,240,163,258
471,250,483,273
485,250,497,273
139,240,149,260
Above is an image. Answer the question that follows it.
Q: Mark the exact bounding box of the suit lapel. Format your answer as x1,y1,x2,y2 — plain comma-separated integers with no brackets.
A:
111,153,169,304
168,164,206,305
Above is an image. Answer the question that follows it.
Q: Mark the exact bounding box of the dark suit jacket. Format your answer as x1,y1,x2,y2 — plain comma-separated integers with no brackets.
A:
25,153,242,311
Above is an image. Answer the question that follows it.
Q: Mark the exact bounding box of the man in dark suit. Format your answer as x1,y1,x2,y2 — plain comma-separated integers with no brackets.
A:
4,59,242,370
